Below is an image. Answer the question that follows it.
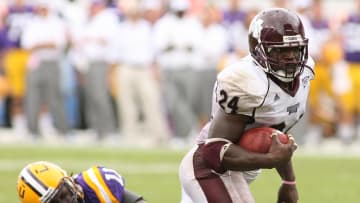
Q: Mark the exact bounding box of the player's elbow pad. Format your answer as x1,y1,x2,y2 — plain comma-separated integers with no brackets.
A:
202,138,232,174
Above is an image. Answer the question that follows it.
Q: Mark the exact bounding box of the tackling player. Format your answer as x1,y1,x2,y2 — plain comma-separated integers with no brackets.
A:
16,161,146,203
179,8,314,203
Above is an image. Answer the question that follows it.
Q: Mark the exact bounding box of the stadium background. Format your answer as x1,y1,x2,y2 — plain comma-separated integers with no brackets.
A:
1,0,360,203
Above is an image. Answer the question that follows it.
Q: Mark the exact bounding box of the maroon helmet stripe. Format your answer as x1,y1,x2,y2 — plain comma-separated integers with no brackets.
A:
193,144,233,203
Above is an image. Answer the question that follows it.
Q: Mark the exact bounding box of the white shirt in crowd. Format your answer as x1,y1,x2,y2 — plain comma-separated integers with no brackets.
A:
21,14,67,62
72,9,118,68
194,23,228,70
114,19,154,67
153,13,203,70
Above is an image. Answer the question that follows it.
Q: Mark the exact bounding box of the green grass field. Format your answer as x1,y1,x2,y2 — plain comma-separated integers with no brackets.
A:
1,144,360,203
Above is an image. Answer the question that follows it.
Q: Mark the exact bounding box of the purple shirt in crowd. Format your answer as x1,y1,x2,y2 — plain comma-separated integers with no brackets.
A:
7,5,34,48
0,26,12,52
342,14,360,63
222,9,247,25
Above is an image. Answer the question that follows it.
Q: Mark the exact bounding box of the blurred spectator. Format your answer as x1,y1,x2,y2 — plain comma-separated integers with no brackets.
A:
143,0,164,25
4,0,34,136
217,8,257,71
61,0,92,130
153,0,203,143
60,0,87,35
291,0,316,54
21,2,69,139
336,0,360,144
188,0,206,16
71,0,118,139
193,3,227,127
0,3,10,127
272,0,289,8
59,0,87,129
113,0,169,146
304,0,339,146
221,0,247,55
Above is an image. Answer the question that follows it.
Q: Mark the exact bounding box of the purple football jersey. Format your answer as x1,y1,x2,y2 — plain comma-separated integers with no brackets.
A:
74,166,125,203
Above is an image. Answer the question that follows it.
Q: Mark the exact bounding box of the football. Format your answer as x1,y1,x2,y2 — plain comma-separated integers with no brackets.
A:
238,127,289,153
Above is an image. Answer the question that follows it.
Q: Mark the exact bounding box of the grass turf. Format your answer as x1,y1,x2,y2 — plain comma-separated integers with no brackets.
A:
1,145,360,203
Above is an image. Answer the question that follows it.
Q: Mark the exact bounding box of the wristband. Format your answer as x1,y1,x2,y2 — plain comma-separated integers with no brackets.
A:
282,180,296,185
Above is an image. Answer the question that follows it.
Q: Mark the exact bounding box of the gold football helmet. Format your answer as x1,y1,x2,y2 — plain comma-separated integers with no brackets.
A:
16,161,82,203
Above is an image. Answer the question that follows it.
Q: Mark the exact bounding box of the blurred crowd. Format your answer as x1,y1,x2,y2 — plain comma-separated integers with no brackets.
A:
0,0,359,148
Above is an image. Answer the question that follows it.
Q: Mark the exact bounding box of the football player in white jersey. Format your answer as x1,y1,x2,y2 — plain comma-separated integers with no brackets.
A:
179,8,315,203
16,161,147,203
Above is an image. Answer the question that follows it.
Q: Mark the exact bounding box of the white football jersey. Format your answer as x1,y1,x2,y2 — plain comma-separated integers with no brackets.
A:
197,55,315,144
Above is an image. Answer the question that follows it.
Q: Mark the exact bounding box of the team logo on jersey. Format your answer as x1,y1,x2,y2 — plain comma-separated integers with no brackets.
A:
287,103,300,114
302,76,311,88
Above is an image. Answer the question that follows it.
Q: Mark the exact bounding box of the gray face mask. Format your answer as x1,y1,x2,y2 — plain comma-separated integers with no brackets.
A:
47,177,84,203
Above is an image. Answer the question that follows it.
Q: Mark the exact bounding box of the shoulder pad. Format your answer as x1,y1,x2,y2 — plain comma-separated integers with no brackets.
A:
306,56,315,71
216,58,268,114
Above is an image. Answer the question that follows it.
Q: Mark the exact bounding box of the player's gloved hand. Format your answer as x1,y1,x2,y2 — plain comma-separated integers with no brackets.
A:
268,132,297,167
277,183,298,203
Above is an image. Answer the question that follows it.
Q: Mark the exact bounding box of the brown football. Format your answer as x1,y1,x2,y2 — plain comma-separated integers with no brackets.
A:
238,127,289,153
